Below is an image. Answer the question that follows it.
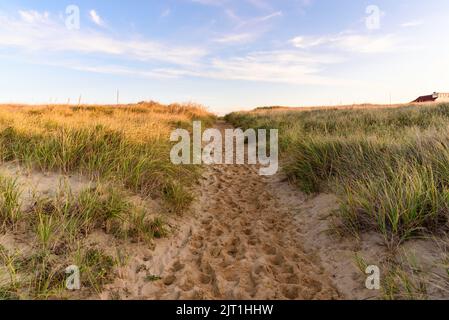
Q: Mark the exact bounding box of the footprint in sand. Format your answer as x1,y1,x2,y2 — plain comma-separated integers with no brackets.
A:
111,122,340,301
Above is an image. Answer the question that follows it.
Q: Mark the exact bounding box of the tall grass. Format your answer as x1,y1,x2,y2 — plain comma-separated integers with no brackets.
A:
0,177,22,229
0,102,215,211
226,103,449,243
0,181,170,299
0,101,214,299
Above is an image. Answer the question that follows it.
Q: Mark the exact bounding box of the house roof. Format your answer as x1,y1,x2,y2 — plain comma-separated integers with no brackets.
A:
412,95,437,103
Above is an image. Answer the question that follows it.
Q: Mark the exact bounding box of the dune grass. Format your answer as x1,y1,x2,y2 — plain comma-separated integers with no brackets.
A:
226,103,449,244
0,179,170,299
0,177,22,229
0,101,214,299
0,102,215,212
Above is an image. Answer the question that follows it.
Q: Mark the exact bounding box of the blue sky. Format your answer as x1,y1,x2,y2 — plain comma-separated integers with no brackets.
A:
0,0,448,114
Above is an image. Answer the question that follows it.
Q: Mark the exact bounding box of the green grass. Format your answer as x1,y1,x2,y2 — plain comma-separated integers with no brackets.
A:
27,183,168,247
74,247,116,293
226,103,449,243
0,177,22,229
162,181,194,214
0,125,197,209
0,179,172,299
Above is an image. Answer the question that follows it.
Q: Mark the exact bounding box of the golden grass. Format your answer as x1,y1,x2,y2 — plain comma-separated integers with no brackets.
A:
0,101,215,299
0,102,215,210
0,101,213,143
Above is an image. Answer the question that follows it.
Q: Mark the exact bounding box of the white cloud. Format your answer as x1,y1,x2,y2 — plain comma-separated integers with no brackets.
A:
24,49,346,86
214,33,255,44
191,0,226,6
69,64,182,79
18,10,49,23
210,9,283,47
235,10,283,28
336,34,398,53
0,9,346,86
153,50,346,85
291,32,399,54
290,36,328,49
0,10,206,66
401,20,424,28
257,11,282,22
204,51,341,84
89,10,104,27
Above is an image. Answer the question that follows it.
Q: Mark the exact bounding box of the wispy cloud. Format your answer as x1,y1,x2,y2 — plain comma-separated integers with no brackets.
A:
100,50,345,85
291,32,399,54
0,10,206,66
161,8,171,18
200,50,345,84
211,8,283,46
89,10,105,27
232,10,283,28
400,20,424,28
191,0,282,27
213,33,255,44
18,10,49,23
69,64,183,79
0,9,346,86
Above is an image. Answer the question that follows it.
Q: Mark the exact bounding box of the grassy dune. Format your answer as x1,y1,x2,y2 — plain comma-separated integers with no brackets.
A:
0,102,214,299
226,103,449,245
0,102,215,211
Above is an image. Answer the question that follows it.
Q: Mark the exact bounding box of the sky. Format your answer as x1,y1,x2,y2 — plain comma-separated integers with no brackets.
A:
0,0,448,114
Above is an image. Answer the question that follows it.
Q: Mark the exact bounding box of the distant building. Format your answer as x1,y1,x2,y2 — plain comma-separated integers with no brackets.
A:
413,92,449,103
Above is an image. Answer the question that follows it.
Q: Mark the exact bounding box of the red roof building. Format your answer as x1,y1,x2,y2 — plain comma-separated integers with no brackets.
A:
413,92,449,103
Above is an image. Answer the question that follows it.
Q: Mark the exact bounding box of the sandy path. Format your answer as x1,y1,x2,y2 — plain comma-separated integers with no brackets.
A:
2,123,445,300
103,122,340,300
